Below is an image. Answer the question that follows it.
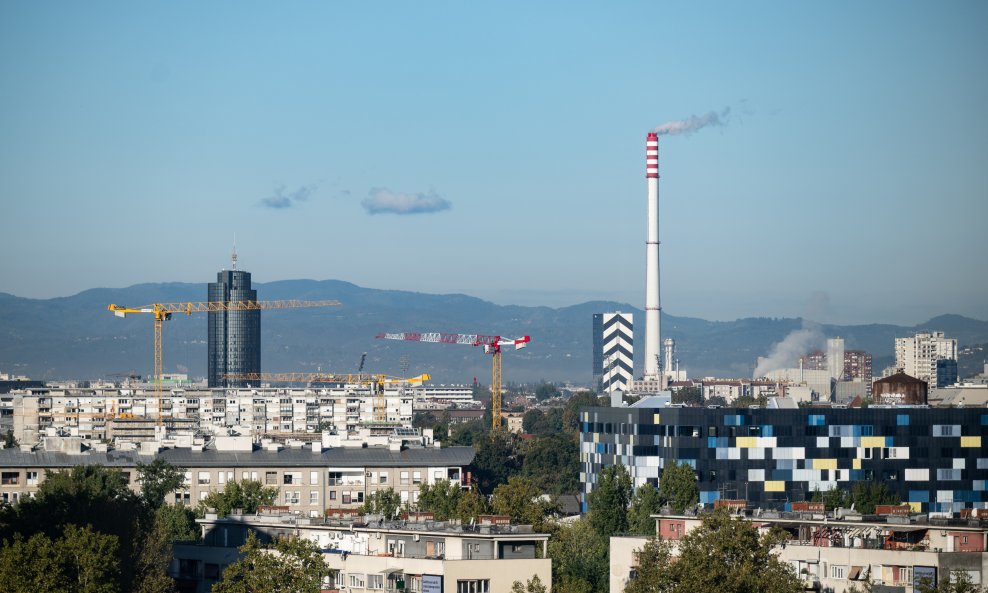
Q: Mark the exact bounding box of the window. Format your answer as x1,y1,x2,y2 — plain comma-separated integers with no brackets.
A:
368,574,384,589
456,580,490,593
400,471,410,485
379,472,388,484
349,574,365,588
343,493,351,505
265,471,278,485
204,563,220,580
26,471,38,486
330,491,336,501
310,471,319,485
1,472,19,485
434,470,443,481
329,472,343,486
408,576,422,593
310,491,319,505
242,471,258,481
831,565,847,580
284,472,301,485
413,471,422,485
198,472,211,485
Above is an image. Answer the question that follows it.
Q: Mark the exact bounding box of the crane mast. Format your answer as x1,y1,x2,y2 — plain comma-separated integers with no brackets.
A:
376,332,530,431
108,299,341,426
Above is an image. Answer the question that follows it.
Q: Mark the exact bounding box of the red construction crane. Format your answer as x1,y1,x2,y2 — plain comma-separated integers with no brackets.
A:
375,332,530,431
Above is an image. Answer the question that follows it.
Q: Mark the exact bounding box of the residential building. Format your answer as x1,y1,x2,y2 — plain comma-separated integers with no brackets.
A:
8,384,417,445
611,509,988,593
580,404,988,514
208,258,260,388
593,312,634,393
0,432,471,511
895,332,958,388
171,511,551,593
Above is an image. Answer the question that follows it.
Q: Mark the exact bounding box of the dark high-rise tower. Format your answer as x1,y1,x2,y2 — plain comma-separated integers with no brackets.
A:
208,251,260,388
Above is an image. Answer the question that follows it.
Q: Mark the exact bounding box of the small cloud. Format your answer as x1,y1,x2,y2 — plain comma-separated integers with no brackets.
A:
259,184,317,209
362,187,452,215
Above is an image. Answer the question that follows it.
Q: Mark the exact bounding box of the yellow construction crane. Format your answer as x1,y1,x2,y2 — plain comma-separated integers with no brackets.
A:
107,299,341,424
225,372,430,422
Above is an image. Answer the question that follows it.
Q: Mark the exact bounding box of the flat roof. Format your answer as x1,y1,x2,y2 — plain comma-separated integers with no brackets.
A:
0,446,475,469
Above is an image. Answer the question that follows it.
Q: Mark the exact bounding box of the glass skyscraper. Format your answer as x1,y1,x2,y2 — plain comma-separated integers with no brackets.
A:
208,268,260,388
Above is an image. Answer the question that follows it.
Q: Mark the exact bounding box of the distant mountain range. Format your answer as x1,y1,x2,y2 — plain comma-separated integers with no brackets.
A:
2,280,987,384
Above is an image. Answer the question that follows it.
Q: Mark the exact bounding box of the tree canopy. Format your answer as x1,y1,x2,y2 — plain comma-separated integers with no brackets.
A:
491,476,558,529
658,461,699,513
213,531,328,593
137,458,185,509
625,509,802,593
627,483,663,535
548,518,608,593
587,464,633,537
196,480,279,518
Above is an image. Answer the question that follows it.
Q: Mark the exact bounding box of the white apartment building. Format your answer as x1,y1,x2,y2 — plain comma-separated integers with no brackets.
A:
9,383,418,445
895,331,958,386
171,511,551,593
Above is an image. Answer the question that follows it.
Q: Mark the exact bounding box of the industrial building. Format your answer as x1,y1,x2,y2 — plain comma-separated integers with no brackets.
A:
611,508,988,593
593,312,634,393
580,404,988,514
170,510,551,593
208,253,260,388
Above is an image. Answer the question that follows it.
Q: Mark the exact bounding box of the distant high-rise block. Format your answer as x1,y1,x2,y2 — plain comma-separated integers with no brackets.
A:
593,312,633,393
208,264,260,388
895,331,957,387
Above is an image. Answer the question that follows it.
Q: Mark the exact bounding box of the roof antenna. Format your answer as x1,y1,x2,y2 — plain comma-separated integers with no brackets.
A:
231,234,238,271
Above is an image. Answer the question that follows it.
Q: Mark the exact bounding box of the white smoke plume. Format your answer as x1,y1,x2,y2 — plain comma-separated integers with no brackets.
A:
753,321,823,379
653,107,730,136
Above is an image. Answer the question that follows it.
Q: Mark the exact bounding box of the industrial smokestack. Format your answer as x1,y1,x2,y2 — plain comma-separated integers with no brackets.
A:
644,132,661,378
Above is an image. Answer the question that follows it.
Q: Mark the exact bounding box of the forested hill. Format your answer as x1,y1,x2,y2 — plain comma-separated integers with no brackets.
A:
1,280,987,384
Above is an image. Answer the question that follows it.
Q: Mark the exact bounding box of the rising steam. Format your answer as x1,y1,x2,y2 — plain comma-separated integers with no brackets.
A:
653,107,731,136
753,321,823,379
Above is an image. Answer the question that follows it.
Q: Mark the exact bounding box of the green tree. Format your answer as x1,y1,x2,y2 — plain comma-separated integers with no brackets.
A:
455,488,488,523
548,518,608,593
535,382,560,401
196,480,279,518
563,391,605,432
810,486,850,511
491,476,558,528
521,433,579,494
849,481,900,514
155,503,199,542
0,524,122,593
213,531,328,593
587,464,633,537
471,432,519,493
915,571,987,593
658,462,699,513
417,480,462,520
362,488,402,519
671,386,703,406
627,483,663,535
136,458,185,509
625,509,801,593
512,574,548,593
1,429,17,448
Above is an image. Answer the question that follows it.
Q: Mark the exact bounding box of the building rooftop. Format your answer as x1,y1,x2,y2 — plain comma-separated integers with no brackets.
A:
0,444,475,469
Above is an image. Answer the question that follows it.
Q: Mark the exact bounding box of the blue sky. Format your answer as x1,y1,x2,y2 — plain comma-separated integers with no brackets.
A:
1,1,985,325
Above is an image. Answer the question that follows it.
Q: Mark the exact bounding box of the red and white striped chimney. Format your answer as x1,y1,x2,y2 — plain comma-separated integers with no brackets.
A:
644,133,661,378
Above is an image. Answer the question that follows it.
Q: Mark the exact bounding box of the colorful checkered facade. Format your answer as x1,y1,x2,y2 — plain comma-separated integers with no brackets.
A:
580,406,988,514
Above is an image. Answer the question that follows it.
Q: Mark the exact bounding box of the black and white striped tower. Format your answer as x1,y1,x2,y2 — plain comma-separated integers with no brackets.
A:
593,312,634,392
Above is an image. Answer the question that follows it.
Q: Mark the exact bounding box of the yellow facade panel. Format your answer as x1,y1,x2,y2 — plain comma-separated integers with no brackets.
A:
909,502,922,513
764,481,786,492
653,413,661,424
812,458,838,470
860,436,885,448
853,459,861,470
736,437,757,448
962,436,982,448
